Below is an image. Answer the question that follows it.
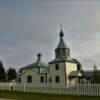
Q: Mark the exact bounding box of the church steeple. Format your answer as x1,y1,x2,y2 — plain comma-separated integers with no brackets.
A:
56,29,68,49
60,29,64,38
55,29,70,59
36,53,42,64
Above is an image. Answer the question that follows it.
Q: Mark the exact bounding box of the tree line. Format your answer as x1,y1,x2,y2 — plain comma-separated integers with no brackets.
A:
0,61,17,82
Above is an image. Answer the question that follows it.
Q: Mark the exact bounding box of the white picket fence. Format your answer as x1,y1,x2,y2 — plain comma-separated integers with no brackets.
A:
0,82,100,96
15,83,100,96
0,82,15,91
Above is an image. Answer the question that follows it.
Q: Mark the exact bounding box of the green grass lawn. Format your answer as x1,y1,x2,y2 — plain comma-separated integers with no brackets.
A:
0,91,100,100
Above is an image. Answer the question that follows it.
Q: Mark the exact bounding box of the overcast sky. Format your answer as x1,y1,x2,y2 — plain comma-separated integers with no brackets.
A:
0,0,100,71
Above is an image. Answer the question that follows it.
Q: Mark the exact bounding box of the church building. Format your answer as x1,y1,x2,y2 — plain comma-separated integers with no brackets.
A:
17,29,82,88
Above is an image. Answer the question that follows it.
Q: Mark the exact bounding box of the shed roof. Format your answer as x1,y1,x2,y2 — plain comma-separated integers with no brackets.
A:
69,71,82,77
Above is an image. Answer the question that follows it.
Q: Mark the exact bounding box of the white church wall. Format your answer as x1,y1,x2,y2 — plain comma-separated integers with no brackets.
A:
65,62,77,84
48,62,67,88
18,69,47,87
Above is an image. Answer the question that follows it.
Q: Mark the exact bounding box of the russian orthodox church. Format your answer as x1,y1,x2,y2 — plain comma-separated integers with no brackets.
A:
17,29,82,87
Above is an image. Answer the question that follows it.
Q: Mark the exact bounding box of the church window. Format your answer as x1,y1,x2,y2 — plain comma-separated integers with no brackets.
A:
55,76,60,83
55,64,59,70
67,50,70,57
40,76,44,83
18,77,21,83
64,49,67,57
27,75,32,83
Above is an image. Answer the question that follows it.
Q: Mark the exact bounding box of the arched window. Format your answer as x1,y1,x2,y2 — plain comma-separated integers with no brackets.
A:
55,76,60,83
55,64,59,70
27,75,32,83
40,76,44,83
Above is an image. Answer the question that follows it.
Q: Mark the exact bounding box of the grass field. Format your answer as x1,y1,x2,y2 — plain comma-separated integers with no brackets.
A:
0,91,100,100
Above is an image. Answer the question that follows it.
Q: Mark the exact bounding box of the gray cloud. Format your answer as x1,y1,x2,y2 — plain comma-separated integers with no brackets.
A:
0,0,100,71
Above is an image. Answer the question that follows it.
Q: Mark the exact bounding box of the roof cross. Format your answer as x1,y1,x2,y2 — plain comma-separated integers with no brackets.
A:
60,24,63,30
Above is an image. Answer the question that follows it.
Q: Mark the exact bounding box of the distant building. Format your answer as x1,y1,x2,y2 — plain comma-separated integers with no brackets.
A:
82,70,94,83
17,29,82,87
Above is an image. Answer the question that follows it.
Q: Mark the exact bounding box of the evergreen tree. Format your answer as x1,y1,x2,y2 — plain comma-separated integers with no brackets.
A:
0,61,6,81
7,67,17,81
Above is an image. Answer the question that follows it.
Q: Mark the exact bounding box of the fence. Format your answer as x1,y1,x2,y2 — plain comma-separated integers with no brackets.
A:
15,83,100,96
0,82,100,96
0,82,16,91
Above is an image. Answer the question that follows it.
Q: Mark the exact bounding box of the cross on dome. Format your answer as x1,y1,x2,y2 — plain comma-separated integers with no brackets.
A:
59,25,64,38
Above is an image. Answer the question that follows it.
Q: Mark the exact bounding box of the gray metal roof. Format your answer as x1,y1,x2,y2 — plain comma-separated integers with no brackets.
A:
56,30,69,49
20,62,48,71
56,38,69,49
69,71,82,77
19,53,48,74
49,58,77,64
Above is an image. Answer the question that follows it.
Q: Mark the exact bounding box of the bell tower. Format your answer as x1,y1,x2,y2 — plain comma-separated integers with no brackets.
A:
55,29,70,59
49,29,78,87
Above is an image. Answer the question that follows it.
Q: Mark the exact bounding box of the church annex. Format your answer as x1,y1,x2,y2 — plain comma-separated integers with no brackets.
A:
17,29,82,88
